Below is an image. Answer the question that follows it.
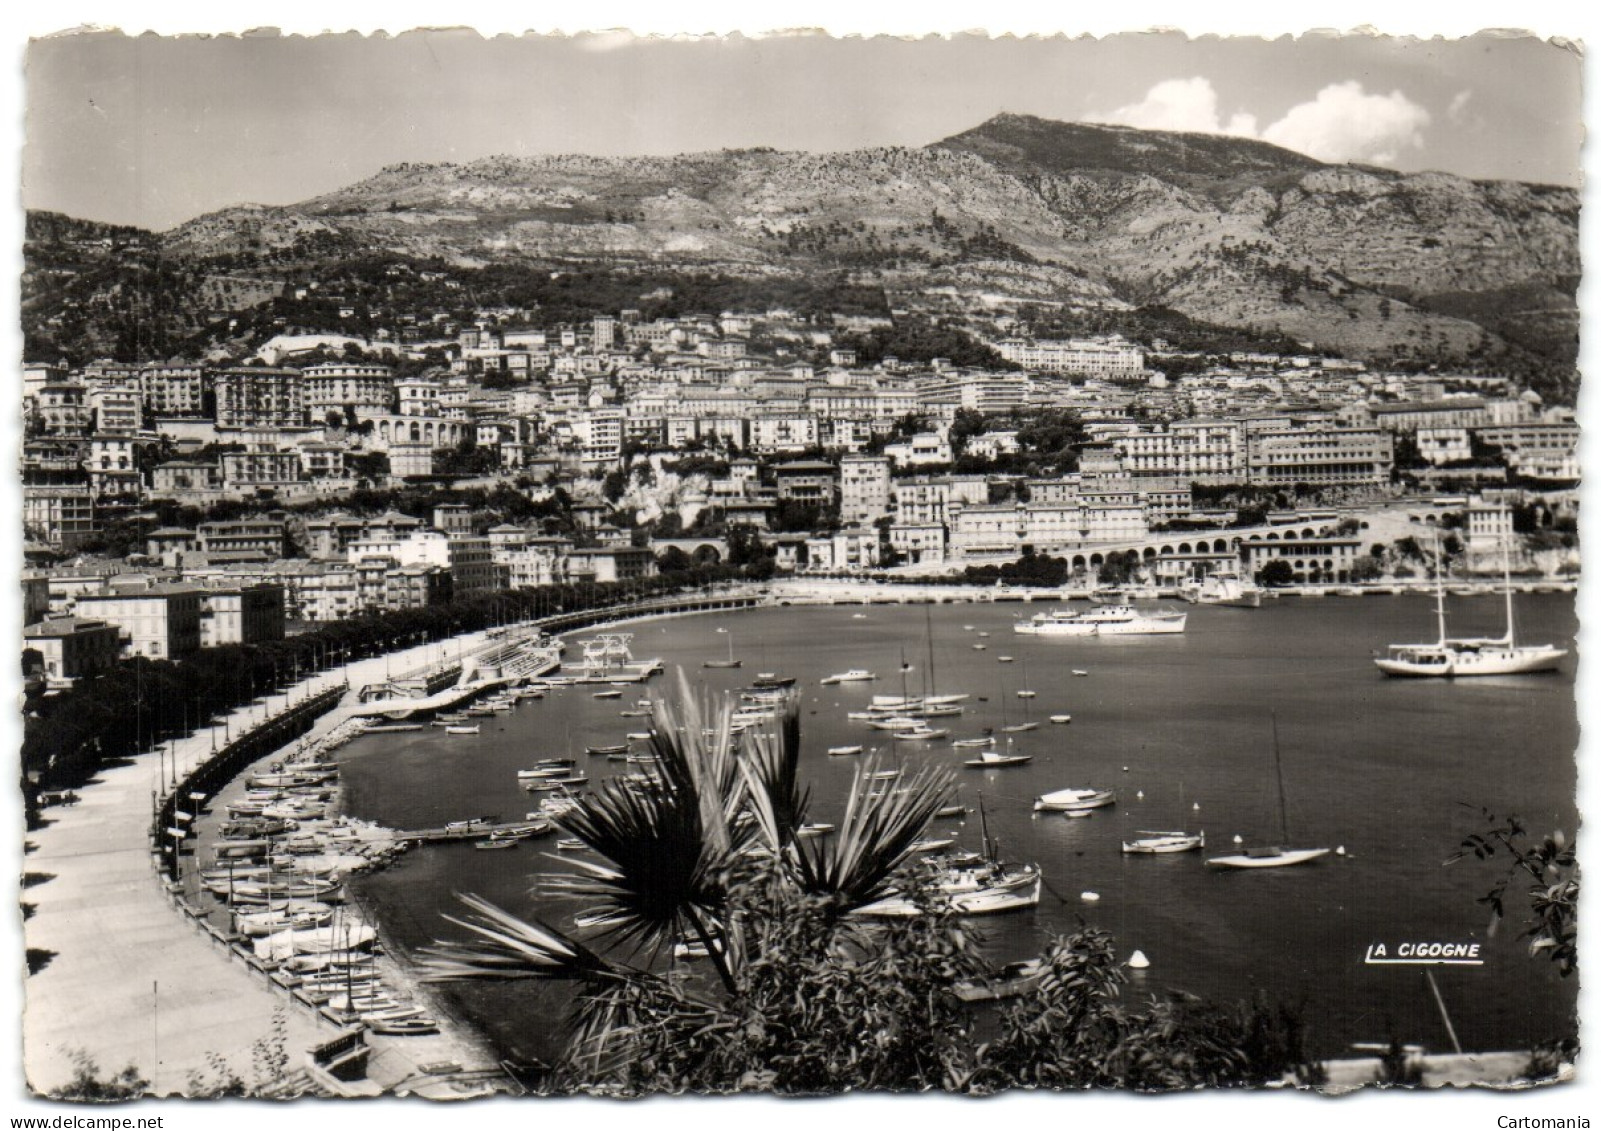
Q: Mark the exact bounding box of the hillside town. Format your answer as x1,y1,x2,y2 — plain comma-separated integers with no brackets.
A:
20,299,1580,688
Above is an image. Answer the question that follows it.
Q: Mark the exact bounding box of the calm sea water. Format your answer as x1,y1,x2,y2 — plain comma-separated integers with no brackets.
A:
341,594,1580,1069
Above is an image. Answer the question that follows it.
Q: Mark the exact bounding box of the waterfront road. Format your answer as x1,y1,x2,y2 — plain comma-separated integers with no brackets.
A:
22,632,499,1096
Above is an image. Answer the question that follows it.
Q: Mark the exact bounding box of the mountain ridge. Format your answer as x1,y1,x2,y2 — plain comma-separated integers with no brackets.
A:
23,114,1580,401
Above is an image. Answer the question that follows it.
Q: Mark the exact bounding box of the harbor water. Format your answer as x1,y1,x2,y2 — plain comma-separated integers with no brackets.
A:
339,594,1580,1071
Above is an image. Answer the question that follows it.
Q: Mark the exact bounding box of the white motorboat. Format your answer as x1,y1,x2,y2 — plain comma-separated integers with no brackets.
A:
964,747,1032,768
1122,831,1206,854
952,958,1048,1002
1181,574,1263,608
1050,714,1073,724
822,669,877,685
1033,787,1116,813
952,736,996,749
1015,605,1187,636
893,727,949,741
827,744,865,756
444,724,480,735
854,865,1041,918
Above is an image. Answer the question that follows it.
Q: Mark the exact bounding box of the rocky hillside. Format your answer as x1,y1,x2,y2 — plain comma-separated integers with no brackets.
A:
26,114,1580,400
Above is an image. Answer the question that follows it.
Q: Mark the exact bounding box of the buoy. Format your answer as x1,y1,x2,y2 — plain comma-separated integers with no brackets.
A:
1126,950,1151,970
1081,891,1100,902
1336,846,1347,856
1121,766,1129,772
1193,802,1201,811
1136,790,1144,800
1233,834,1243,844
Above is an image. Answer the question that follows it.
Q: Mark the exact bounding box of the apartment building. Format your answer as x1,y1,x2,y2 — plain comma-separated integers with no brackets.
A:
214,368,304,429
839,455,892,526
74,584,204,660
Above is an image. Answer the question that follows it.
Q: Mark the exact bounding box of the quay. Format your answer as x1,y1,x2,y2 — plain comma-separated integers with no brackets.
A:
20,589,757,1095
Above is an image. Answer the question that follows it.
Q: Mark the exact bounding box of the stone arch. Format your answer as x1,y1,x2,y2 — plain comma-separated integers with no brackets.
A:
693,545,722,564
1213,538,1229,552
1142,547,1157,560
1283,530,1298,541
378,420,391,442
1178,541,1193,554
409,421,421,443
1302,527,1317,539
1090,553,1104,567
1071,554,1087,570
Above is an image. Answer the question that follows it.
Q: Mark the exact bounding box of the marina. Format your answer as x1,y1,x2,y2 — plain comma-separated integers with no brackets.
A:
333,596,1578,1070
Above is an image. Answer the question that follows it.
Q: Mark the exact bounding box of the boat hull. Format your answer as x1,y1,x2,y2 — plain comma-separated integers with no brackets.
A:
1375,645,1567,678
1206,847,1330,869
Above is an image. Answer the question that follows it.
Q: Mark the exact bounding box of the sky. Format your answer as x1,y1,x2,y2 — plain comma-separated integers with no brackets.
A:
19,25,1585,231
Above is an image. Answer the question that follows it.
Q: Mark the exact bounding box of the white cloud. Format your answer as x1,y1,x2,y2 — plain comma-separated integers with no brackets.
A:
1448,90,1473,124
1089,77,1432,167
1092,77,1258,137
1261,81,1431,164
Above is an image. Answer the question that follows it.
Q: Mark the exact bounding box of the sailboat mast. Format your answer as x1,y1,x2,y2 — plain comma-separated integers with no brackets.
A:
1271,712,1290,844
1432,536,1447,646
924,604,936,700
977,789,995,863
1502,516,1517,647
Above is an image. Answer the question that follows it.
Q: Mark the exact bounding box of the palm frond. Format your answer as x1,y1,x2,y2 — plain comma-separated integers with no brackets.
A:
790,757,954,908
416,893,617,983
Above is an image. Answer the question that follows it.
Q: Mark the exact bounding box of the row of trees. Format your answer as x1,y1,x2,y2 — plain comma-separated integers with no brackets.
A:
21,560,757,817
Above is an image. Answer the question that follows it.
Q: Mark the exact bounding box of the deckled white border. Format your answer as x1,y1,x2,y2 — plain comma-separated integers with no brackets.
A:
1,6,1593,1131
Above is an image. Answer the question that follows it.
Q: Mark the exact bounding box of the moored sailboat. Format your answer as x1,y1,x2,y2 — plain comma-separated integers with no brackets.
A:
1206,714,1329,870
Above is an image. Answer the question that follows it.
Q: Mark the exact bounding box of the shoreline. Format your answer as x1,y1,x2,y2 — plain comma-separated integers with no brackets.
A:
22,627,512,1096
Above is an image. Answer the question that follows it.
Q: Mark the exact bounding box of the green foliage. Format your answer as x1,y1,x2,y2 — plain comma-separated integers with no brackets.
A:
1451,808,1578,977
837,316,1006,370
1258,560,1295,588
963,551,1069,588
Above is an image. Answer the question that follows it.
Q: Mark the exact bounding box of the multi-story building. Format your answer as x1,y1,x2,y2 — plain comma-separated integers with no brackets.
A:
888,522,946,565
773,461,838,504
894,480,953,527
86,436,142,499
151,461,224,494
395,374,442,417
1240,536,1364,584
196,517,288,558
993,337,1145,379
220,449,304,493
498,537,574,589
23,617,125,688
198,584,287,647
348,530,500,597
22,573,52,627
839,455,892,526
1244,426,1393,487
23,485,96,548
1369,398,1491,434
1114,420,1242,483
566,547,658,583
572,408,625,464
749,414,819,454
139,364,209,419
73,584,203,660
302,362,395,423
214,367,305,429
88,387,142,433
32,382,93,434
883,432,953,468
803,529,881,573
